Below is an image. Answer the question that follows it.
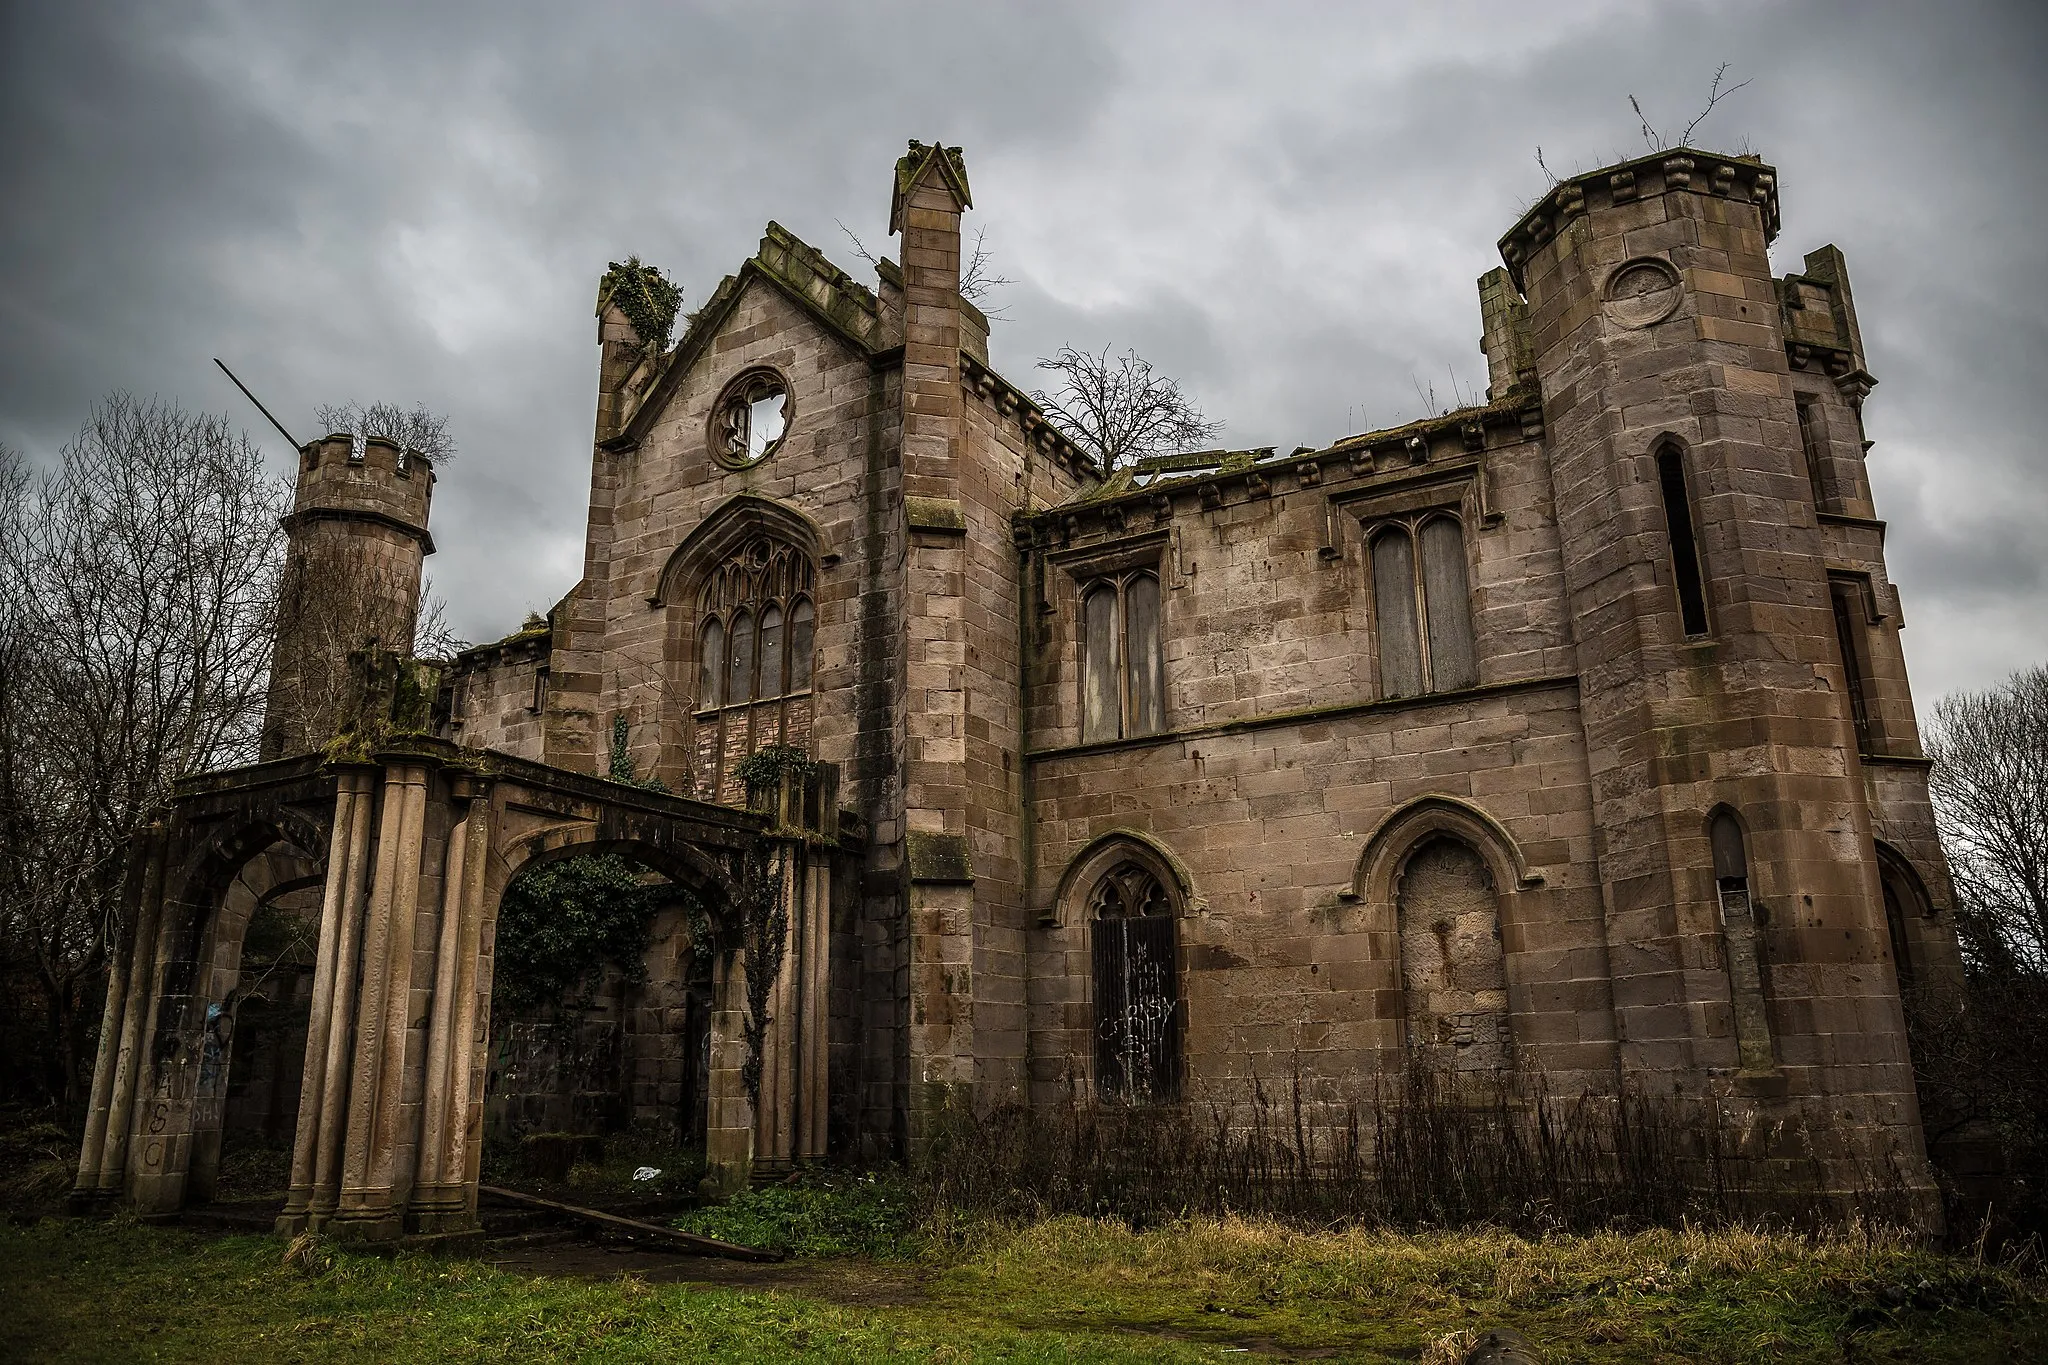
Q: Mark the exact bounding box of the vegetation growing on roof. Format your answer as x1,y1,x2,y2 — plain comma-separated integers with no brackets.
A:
598,256,683,356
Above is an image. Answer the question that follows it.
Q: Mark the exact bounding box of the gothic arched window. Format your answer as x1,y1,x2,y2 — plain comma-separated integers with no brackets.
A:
1370,514,1476,699
1091,862,1181,1101
692,533,816,803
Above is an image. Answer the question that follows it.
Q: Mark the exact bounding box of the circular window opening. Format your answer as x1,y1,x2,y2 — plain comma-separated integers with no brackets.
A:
713,369,790,468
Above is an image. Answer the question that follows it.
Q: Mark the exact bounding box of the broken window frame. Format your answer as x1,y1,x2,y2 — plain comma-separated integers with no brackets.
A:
1366,512,1478,700
710,368,793,469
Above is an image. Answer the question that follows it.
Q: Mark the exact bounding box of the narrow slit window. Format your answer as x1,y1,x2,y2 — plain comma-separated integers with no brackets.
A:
1830,582,1874,753
1710,809,1775,1073
1657,446,1711,637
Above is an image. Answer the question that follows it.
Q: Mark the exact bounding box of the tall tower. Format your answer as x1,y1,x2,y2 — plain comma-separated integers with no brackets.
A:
1501,150,1928,1185
261,432,435,759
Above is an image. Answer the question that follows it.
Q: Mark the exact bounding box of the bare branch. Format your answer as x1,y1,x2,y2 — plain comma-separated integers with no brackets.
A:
1029,345,1222,470
959,226,1013,311
313,400,456,465
1678,63,1752,148
834,219,880,270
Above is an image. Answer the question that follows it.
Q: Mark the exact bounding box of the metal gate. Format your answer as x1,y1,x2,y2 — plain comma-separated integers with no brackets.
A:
1093,913,1181,1101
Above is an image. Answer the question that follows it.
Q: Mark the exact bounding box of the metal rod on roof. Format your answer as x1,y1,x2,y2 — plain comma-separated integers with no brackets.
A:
213,358,303,451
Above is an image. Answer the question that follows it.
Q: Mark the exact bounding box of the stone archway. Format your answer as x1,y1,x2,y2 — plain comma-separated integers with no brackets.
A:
76,730,845,1241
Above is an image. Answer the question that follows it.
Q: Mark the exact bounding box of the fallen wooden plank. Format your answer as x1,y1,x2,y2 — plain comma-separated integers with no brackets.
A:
479,1184,784,1262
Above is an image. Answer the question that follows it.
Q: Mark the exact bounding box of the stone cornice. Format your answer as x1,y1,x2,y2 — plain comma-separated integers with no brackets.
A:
1013,392,1543,551
280,506,436,557
960,351,1103,485
1499,148,1780,292
1026,673,1582,763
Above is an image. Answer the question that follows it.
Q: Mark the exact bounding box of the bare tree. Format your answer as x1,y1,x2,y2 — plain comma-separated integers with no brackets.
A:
0,398,285,1109
1031,345,1222,470
1927,664,2048,974
837,220,1010,311
313,400,456,464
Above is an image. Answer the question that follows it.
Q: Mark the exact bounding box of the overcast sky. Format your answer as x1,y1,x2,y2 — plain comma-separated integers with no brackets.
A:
2,0,2042,705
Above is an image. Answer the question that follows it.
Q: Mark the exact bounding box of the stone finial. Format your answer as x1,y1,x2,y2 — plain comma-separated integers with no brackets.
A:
889,138,972,234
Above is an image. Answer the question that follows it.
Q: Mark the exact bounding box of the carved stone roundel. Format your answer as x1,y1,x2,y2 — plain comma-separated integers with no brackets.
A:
1603,257,1683,329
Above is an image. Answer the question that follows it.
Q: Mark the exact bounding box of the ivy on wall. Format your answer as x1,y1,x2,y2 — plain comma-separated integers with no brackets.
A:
492,855,675,1013
597,257,682,357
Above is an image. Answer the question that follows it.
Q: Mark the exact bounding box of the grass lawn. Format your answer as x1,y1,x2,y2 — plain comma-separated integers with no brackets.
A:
2,1213,2043,1363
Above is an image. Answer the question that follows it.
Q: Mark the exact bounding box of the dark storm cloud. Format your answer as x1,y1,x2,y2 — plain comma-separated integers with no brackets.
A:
2,0,2042,701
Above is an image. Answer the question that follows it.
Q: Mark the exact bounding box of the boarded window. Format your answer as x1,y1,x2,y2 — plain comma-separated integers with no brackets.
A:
698,619,724,708
1125,573,1165,737
1082,584,1121,743
1657,446,1711,637
758,604,785,698
1420,517,1477,692
788,597,815,691
728,609,755,705
1091,863,1180,1101
1372,529,1423,698
1080,570,1165,743
1396,838,1510,1073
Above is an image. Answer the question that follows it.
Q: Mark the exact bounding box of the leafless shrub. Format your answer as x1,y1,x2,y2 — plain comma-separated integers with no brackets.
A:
1030,345,1222,470
312,400,456,465
914,1065,1911,1235
1630,63,1752,154
0,397,285,1110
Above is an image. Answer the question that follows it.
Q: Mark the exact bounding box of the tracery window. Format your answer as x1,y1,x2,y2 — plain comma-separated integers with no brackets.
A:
692,532,815,803
1090,863,1181,1102
1370,515,1476,699
1080,571,1165,744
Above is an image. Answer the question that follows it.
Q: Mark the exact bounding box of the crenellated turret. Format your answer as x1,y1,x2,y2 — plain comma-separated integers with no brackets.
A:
261,432,435,759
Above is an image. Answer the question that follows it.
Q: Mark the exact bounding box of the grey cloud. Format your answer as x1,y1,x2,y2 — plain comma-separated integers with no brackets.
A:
3,0,2043,702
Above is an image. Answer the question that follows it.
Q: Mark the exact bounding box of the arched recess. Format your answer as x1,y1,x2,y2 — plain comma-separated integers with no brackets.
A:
1053,833,1192,1103
142,817,327,1209
1352,797,1538,1073
487,827,727,1151
1050,829,1201,928
1874,841,1938,998
651,496,825,804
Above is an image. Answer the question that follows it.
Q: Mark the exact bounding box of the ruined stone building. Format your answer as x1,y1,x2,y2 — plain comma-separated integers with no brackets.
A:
74,140,1962,1238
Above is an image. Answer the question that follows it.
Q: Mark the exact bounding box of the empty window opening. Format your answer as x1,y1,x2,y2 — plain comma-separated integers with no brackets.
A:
1709,809,1776,1073
1656,446,1711,637
715,371,791,467
1370,515,1477,699
1090,862,1181,1102
1080,570,1165,743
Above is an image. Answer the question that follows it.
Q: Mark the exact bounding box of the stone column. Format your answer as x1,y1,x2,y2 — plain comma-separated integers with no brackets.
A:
278,768,373,1233
701,944,754,1197
334,760,429,1239
308,770,380,1227
72,822,167,1205
803,853,830,1159
410,776,486,1231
